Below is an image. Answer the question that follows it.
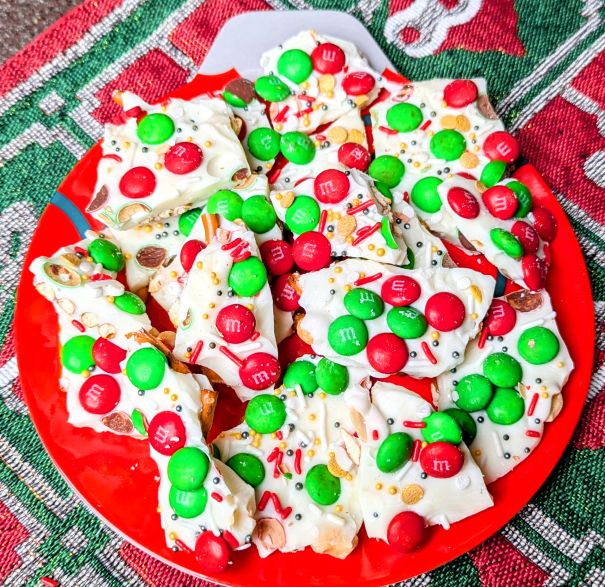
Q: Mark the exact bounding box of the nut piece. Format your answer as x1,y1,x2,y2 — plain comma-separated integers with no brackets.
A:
57,298,75,315
477,95,499,120
102,412,134,434
546,393,563,422
318,74,336,94
280,191,295,209
117,203,151,225
36,282,55,301
87,185,109,213
327,126,348,144
337,214,357,238
136,246,166,270
253,518,286,552
440,115,457,129
455,114,471,132
98,323,117,339
81,312,98,327
224,78,256,104
460,152,479,169
347,129,365,145
506,290,544,312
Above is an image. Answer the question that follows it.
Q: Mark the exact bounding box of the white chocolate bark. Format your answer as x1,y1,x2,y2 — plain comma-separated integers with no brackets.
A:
270,169,407,266
173,227,278,400
298,259,495,378
437,290,573,483
261,31,382,133
355,383,493,541
90,92,249,230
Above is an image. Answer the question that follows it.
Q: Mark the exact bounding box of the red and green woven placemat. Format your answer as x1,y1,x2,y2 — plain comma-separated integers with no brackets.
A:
1,1,604,585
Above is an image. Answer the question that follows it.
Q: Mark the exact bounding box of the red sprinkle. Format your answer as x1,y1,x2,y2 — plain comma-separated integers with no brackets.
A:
221,238,243,251
412,439,422,462
101,153,123,162
71,319,85,332
89,273,112,281
274,451,284,478
190,340,204,364
352,222,381,246
222,530,239,550
421,341,438,365
276,430,283,440
297,94,315,102
403,421,427,429
218,345,243,368
211,492,223,502
527,393,540,417
175,538,193,554
372,430,379,441
526,430,541,438
270,492,283,514
280,507,293,520
74,246,88,256
347,199,375,215
229,243,248,258
258,490,271,511
294,448,302,475
316,134,326,142
274,106,290,123
379,125,398,135
318,209,328,233
478,326,490,350
267,447,280,462
295,107,314,118
232,251,252,263
354,272,383,286
420,119,432,131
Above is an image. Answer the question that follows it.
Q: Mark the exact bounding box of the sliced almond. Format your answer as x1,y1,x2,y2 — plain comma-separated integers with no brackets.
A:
348,407,367,442
81,312,98,327
546,393,563,423
36,282,55,301
280,191,295,208
98,323,117,339
341,429,361,465
337,214,356,238
57,298,75,315
318,74,336,94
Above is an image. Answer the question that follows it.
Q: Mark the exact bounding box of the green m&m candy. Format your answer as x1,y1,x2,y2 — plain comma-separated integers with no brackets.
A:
443,408,477,445
374,181,393,202
368,155,405,188
283,360,317,394
228,256,267,297
285,195,320,233
483,352,522,388
114,291,146,315
344,288,384,320
88,238,124,272
387,306,428,339
207,190,244,221
254,75,291,102
508,181,532,218
486,387,525,425
386,103,423,133
126,347,166,390
178,208,202,237
280,132,316,165
247,127,281,161
327,315,368,356
490,228,523,259
517,327,559,365
245,394,286,434
277,49,313,83
305,464,341,505
421,412,462,445
241,196,277,233
381,216,399,249
137,113,175,145
454,374,493,412
169,485,208,518
131,409,148,437
315,358,348,395
226,453,265,488
430,129,466,161
168,447,210,491
376,432,413,473
480,160,507,188
61,335,95,374
401,247,415,270
410,177,443,213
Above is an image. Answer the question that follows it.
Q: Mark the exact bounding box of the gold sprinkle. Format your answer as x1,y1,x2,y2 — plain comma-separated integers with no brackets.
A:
271,433,277,439
469,284,483,303
209,303,216,309
81,369,90,379
319,392,326,399
308,414,316,421
431,246,438,253
471,312,479,320
184,352,192,359
105,296,115,303
345,474,353,481
164,387,170,394
540,385,547,392
314,438,321,446
431,331,440,340
542,392,549,399
202,313,209,319
289,391,297,397
156,223,163,230
401,484,424,505
375,483,383,491
155,162,163,170
557,362,565,368
124,253,131,260
279,442,287,450
334,267,343,274
212,278,219,285
388,486,397,495
335,505,343,513
204,140,212,148
170,394,178,401
326,232,334,240
307,449,315,458
421,441,428,448
252,441,260,448
413,161,421,168
344,284,352,292
275,192,283,201
247,304,254,311
275,123,283,132
376,248,385,257
170,271,178,278
328,277,335,283
169,532,177,541
196,261,203,269
368,244,376,251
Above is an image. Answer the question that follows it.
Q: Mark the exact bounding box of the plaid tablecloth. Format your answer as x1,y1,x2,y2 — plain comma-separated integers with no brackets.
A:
1,1,604,585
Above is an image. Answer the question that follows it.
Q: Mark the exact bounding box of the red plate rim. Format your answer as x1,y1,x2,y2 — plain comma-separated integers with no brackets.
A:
14,71,595,586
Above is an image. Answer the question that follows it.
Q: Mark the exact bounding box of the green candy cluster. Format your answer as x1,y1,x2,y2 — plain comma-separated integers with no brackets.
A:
254,75,291,102
88,238,125,272
167,446,210,518
280,132,316,165
283,358,349,396
421,412,462,444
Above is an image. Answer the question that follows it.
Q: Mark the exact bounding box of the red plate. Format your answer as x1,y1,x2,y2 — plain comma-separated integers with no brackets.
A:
15,72,594,586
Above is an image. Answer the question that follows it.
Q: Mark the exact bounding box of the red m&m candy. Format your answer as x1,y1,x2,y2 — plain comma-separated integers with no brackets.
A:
443,79,478,108
311,43,346,74
532,206,558,242
216,304,256,344
314,169,350,204
425,292,466,331
342,72,375,96
511,221,539,254
79,374,120,414
522,254,547,291
92,337,126,374
239,353,280,390
387,511,425,553
447,186,480,219
119,166,156,199
292,232,332,271
366,333,408,374
260,240,294,275
419,441,464,478
195,531,230,573
381,275,421,306
338,142,371,171
482,185,517,220
164,142,203,175
485,299,516,336
148,411,186,456
272,273,301,312
180,239,206,272
483,131,519,164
